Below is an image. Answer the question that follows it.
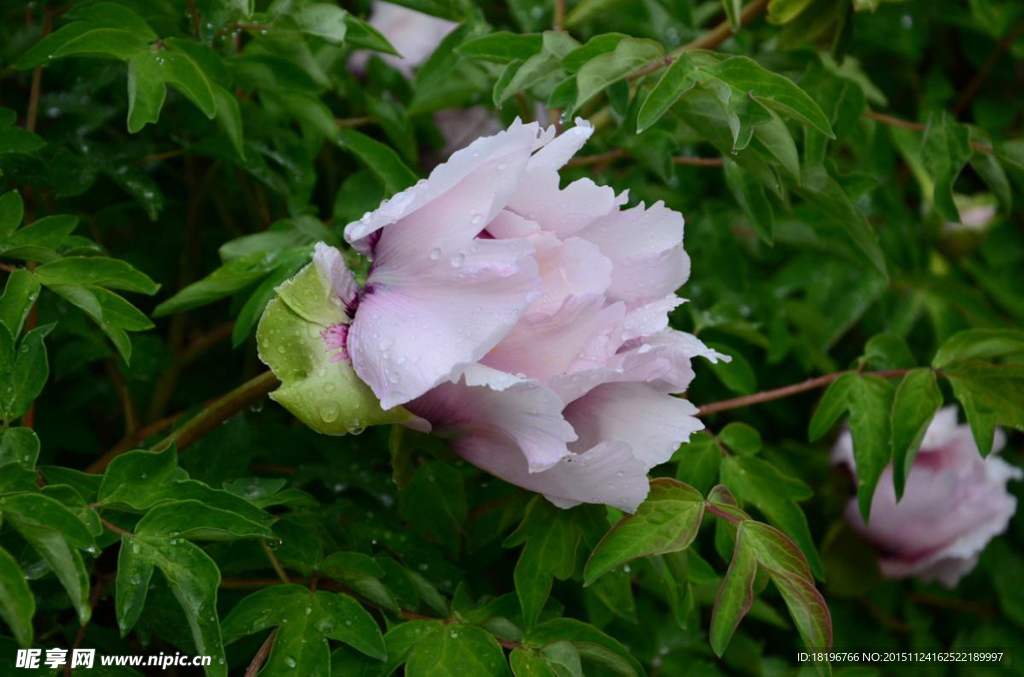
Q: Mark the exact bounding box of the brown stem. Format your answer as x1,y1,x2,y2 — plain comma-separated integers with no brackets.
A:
177,322,236,364
336,116,373,128
100,517,130,537
953,22,1024,117
151,371,279,453
864,111,992,153
907,592,995,619
697,368,913,417
630,0,769,80
566,148,724,168
106,360,138,438
553,0,566,31
245,629,278,677
25,7,56,133
87,409,188,474
705,503,742,522
673,156,725,167
261,541,291,586
137,148,187,164
186,0,201,36
66,577,110,677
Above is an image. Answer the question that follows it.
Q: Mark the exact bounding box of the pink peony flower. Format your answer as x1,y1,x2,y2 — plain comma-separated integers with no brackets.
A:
349,1,456,77
314,118,723,512
833,406,1021,587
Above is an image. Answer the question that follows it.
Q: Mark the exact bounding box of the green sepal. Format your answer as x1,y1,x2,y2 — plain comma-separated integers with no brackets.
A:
256,262,417,435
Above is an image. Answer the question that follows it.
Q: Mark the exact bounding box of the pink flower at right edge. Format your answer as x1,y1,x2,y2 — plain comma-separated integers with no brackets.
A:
833,405,1021,588
317,118,726,513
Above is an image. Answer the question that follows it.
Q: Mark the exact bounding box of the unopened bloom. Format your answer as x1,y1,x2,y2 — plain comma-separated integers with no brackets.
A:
291,119,722,512
833,406,1021,587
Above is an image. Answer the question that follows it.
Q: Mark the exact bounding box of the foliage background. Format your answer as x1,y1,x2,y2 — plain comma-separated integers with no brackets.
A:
1,0,1023,675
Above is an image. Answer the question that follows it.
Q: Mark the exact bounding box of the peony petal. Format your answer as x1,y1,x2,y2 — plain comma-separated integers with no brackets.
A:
563,382,703,469
526,118,593,172
615,296,686,341
344,120,548,254
350,233,541,409
482,296,624,380
348,2,457,76
457,436,652,512
487,210,613,315
408,364,575,472
507,172,619,239
313,242,358,315
578,201,690,306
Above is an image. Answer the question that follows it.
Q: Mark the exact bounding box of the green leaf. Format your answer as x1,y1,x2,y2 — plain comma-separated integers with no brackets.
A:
400,461,467,553
126,52,167,133
293,3,349,43
407,623,509,676
459,32,543,63
0,323,52,422
51,27,150,61
719,422,763,456
2,215,79,261
523,619,644,677
709,525,756,656
942,361,1024,457
2,494,93,624
344,14,399,54
0,191,24,236
636,53,697,133
721,0,742,30
35,257,159,295
808,372,857,441
505,499,581,627
743,522,832,653
705,341,757,395
222,585,386,674
848,375,894,521
95,446,271,521
0,269,40,338
969,127,1012,210
415,20,485,89
725,160,775,242
769,0,816,23
720,455,824,579
377,619,443,674
115,533,155,636
48,285,151,363
495,31,579,105
584,479,704,586
320,551,399,612
703,56,834,138
336,129,419,195
162,48,218,119
673,433,722,495
932,328,1024,368
796,164,887,278
153,249,291,317
71,2,159,41
0,427,40,468
561,34,629,73
0,127,44,155
0,546,34,648
573,38,664,113
889,368,941,500
861,333,915,370
116,533,227,676
922,112,971,223
134,499,274,541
